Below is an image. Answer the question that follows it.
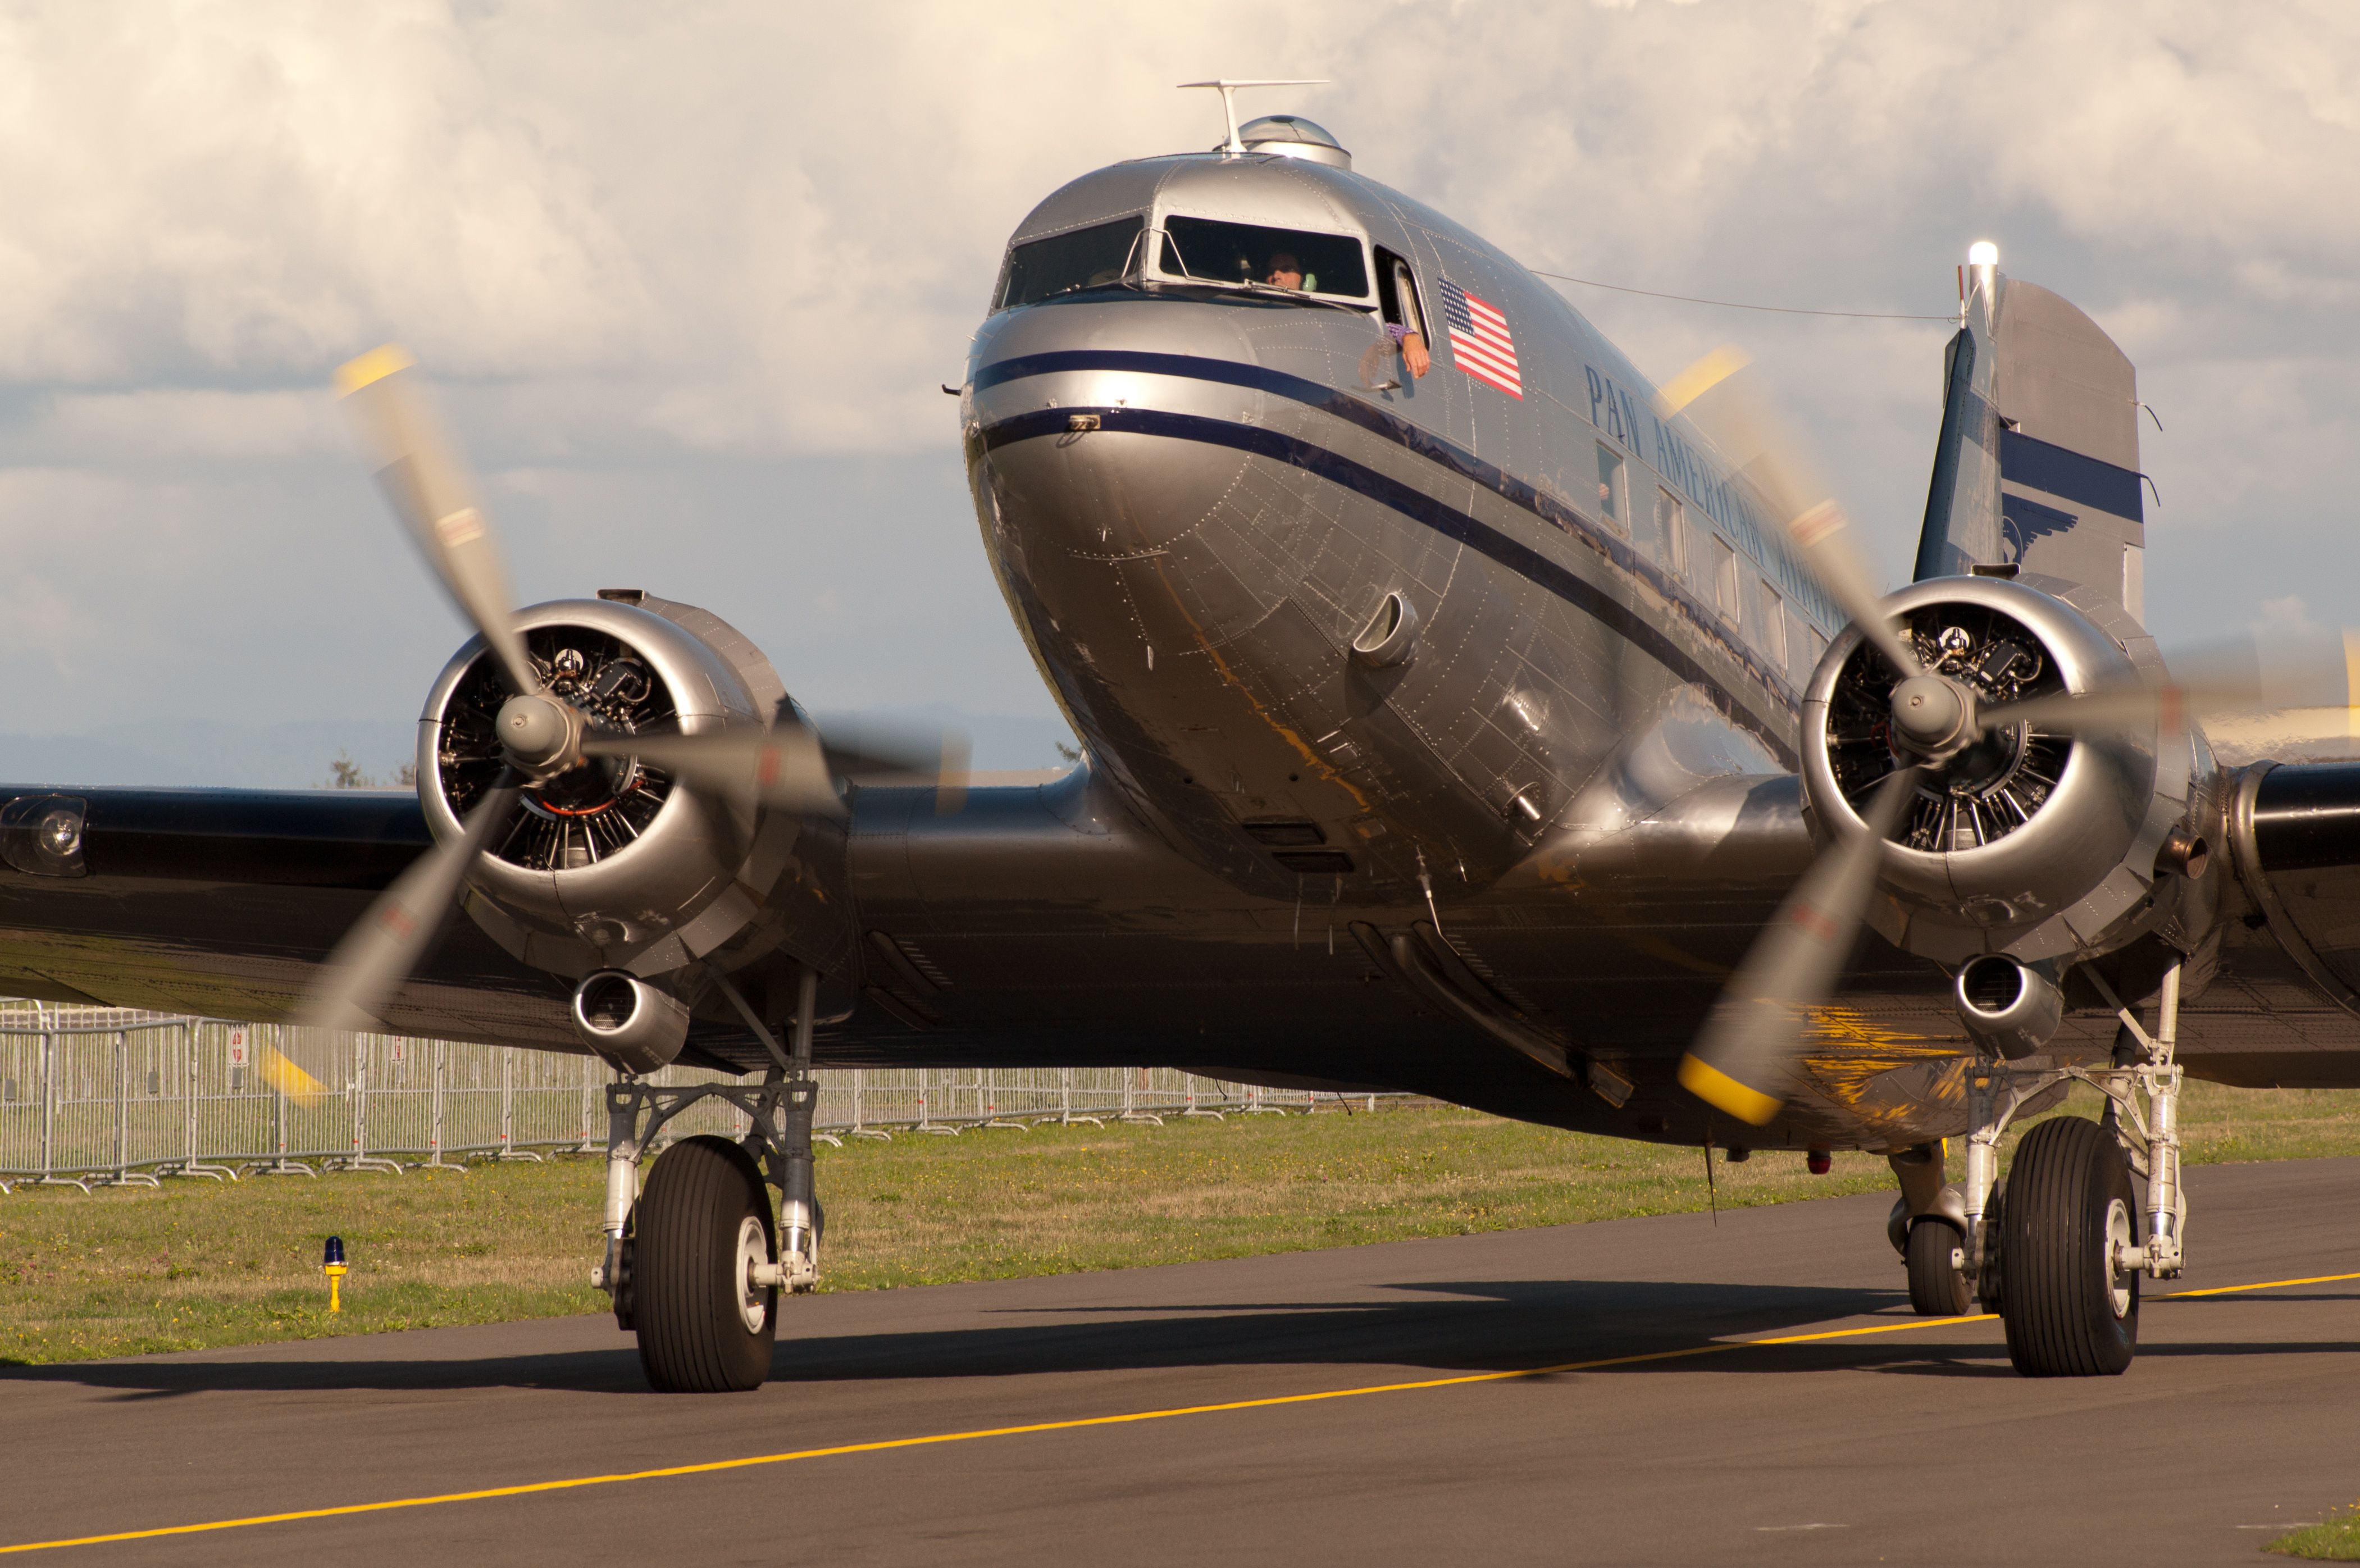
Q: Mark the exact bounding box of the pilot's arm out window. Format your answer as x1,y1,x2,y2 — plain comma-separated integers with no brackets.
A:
1375,248,1432,380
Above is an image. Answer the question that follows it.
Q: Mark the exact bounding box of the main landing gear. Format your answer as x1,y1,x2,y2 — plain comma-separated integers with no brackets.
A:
593,969,825,1393
1890,961,2187,1377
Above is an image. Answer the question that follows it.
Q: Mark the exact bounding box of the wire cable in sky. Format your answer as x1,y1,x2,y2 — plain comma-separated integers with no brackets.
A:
1528,268,1955,322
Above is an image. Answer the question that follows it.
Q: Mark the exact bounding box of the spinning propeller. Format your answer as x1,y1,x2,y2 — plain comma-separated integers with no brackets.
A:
1664,350,2358,1126
262,348,957,1100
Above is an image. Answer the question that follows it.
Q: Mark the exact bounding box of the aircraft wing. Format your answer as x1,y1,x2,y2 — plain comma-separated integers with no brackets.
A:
0,783,594,1052
0,768,1830,1113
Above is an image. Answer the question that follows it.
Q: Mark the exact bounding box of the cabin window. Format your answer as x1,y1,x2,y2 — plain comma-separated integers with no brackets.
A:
997,216,1146,309
1759,580,1787,669
1656,489,1687,578
1594,444,1626,529
1712,537,1740,622
1787,603,1817,681
1158,216,1370,299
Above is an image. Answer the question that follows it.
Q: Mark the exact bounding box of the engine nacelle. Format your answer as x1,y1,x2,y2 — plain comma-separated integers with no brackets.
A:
1801,575,2197,966
417,592,854,984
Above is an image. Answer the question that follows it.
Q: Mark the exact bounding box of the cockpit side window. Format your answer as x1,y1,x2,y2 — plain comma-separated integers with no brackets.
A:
1157,216,1370,299
1375,249,1426,338
1374,249,1432,381
997,216,1146,310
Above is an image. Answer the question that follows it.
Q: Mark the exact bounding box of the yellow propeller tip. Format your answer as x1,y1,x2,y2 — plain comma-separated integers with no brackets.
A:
258,1044,327,1105
1678,1052,1783,1126
1653,346,1752,420
334,344,415,396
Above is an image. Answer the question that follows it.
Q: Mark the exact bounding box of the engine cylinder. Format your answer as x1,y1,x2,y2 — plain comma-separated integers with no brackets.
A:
571,970,691,1074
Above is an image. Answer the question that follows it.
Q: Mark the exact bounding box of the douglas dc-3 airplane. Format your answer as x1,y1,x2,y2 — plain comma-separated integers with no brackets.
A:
7,89,2360,1392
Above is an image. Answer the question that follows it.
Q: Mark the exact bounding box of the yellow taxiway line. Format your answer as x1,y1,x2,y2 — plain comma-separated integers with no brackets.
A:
7,1269,2357,1556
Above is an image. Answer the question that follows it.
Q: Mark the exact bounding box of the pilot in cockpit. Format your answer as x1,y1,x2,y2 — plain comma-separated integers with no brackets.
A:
1262,251,1305,290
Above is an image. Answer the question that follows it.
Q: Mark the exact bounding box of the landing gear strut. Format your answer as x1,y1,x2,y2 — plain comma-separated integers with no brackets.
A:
593,968,824,1393
1958,960,2186,1377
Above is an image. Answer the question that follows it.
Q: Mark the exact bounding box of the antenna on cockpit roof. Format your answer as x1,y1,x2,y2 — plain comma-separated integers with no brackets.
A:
1178,79,1329,155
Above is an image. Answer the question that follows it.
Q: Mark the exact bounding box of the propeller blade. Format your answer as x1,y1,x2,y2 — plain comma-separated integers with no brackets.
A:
335,345,540,698
277,773,525,1097
824,723,972,817
1656,348,1922,680
581,719,973,818
1678,765,1922,1125
581,725,844,815
1981,628,2360,738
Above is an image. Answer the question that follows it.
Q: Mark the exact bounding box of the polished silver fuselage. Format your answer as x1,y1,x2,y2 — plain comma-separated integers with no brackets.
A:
964,153,1828,902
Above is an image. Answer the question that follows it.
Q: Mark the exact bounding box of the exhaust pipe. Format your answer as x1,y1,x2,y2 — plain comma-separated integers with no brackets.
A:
571,971,692,1074
1954,955,2062,1059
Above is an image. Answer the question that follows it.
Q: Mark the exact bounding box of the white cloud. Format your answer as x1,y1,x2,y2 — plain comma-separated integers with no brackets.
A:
8,389,340,462
0,1,2353,755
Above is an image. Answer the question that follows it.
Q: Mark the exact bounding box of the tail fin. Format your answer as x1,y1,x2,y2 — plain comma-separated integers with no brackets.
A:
1913,247,2148,625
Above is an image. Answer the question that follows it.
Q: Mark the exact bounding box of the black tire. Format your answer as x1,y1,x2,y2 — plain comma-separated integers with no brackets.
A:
1978,1180,2005,1315
1905,1219,1972,1316
633,1135,777,1393
1998,1116,2139,1377
610,1232,636,1332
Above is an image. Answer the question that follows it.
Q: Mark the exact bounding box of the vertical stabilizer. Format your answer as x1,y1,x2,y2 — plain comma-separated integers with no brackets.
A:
1914,247,2004,580
1913,247,2148,625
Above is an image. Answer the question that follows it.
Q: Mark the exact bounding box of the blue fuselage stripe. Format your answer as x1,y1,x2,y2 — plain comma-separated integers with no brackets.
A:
976,398,1799,767
976,349,1601,537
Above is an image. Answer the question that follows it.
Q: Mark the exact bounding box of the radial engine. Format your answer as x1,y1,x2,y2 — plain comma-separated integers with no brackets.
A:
1799,576,2215,971
417,591,854,1067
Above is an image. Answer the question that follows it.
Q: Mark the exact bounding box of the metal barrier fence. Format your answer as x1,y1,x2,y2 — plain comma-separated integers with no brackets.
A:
0,1003,1370,1189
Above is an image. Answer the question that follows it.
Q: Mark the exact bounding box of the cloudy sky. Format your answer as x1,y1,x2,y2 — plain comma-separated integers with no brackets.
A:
2,1,2352,782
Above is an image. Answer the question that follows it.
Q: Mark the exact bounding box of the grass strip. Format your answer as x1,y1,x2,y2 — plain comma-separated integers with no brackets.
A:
2274,1510,2360,1560
2,1078,2357,1365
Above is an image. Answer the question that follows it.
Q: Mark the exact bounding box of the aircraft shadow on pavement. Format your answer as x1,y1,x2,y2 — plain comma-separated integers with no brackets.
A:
4,1277,1889,1397
10,1275,2347,1398
774,1277,1896,1384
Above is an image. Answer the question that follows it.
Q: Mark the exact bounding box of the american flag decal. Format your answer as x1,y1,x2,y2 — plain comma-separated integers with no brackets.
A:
1437,277,1521,399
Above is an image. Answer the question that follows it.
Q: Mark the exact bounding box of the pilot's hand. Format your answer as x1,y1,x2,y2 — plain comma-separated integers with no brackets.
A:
1402,332,1431,380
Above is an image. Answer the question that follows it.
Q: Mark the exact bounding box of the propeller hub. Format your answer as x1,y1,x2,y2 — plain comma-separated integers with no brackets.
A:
497,692,584,777
1889,674,1975,762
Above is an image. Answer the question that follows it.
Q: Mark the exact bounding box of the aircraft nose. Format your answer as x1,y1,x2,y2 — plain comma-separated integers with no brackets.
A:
967,303,1266,560
967,299,1311,658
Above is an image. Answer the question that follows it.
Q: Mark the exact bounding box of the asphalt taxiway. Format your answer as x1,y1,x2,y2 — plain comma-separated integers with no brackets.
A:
6,1157,2358,1565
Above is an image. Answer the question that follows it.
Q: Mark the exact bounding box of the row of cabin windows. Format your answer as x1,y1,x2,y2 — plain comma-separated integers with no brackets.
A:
1601,452,1825,686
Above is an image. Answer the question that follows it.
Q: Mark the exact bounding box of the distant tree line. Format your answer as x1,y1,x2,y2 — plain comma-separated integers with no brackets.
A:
322,751,418,790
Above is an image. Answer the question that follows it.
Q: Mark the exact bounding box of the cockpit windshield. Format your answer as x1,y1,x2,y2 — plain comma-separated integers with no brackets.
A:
1158,217,1370,300
997,216,1146,309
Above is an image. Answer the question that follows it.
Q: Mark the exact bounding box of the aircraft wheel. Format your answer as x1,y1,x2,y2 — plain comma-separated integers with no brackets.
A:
1904,1218,1972,1316
632,1135,777,1393
1998,1116,2138,1377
